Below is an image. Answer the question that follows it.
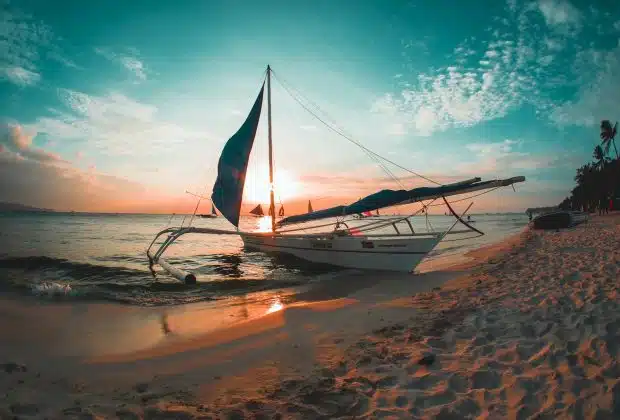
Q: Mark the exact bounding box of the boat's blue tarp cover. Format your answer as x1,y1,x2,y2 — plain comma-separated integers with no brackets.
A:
212,84,264,227
278,178,492,226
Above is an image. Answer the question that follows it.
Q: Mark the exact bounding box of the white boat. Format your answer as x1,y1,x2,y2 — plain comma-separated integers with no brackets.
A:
147,65,525,283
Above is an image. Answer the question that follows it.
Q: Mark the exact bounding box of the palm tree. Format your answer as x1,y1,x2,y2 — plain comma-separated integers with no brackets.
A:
559,121,620,212
592,145,610,170
600,120,618,159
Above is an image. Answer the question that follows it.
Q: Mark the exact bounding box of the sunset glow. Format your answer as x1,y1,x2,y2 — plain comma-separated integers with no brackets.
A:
256,216,274,232
244,167,300,204
2,0,618,214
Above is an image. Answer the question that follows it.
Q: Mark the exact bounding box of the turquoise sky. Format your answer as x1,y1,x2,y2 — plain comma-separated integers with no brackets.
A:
1,0,619,212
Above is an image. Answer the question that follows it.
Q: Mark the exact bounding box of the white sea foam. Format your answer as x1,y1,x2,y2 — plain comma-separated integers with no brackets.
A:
32,282,74,296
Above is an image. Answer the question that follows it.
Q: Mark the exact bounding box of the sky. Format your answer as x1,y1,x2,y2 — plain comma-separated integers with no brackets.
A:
1,0,619,215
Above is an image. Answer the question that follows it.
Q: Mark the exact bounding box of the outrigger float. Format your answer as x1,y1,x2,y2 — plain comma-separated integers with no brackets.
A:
147,65,525,283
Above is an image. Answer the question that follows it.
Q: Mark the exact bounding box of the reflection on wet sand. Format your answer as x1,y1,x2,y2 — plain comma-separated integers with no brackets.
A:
265,297,284,314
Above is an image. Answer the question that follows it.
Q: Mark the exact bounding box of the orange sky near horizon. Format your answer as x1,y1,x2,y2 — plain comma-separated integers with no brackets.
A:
73,187,532,216
0,141,541,216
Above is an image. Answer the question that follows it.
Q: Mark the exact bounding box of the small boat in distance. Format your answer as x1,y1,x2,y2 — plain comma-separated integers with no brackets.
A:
249,204,264,217
198,203,218,219
249,203,284,218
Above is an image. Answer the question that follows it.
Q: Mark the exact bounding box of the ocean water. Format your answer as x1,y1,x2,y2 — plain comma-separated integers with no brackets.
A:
0,212,528,306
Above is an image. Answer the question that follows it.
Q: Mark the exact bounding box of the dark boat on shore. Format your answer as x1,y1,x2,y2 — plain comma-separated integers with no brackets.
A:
531,210,588,230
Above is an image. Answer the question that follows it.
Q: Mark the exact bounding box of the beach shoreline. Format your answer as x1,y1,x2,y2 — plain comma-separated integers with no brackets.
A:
2,215,618,418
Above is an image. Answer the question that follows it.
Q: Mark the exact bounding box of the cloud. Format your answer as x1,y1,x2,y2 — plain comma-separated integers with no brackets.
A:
373,59,520,136
543,37,564,51
0,121,194,213
551,42,620,127
459,139,579,176
30,88,208,156
465,139,518,156
0,151,151,212
537,0,582,30
94,47,148,82
0,2,76,86
374,0,617,136
0,122,66,164
3,66,40,86
373,9,549,137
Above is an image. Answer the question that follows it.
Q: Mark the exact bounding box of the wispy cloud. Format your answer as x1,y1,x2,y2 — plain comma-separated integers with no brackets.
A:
0,122,66,164
94,47,148,82
0,2,76,86
537,0,582,32
30,88,208,156
0,120,193,212
3,67,41,86
551,42,620,127
459,138,583,178
373,0,617,136
465,139,519,156
373,12,542,137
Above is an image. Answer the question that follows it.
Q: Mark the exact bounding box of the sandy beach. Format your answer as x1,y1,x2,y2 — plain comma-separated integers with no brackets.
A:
2,214,619,419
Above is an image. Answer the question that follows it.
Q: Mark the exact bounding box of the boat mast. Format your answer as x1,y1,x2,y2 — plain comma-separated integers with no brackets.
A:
267,65,276,233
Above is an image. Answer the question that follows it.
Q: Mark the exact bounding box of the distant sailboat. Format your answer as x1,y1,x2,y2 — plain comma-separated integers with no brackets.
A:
307,200,313,213
278,205,284,217
147,65,526,283
249,204,264,217
198,203,218,219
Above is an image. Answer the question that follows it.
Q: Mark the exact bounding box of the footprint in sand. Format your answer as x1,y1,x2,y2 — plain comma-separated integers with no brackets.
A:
470,370,501,390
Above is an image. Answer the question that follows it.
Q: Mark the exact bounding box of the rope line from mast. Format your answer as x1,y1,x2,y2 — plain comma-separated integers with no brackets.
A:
271,70,442,186
271,71,404,189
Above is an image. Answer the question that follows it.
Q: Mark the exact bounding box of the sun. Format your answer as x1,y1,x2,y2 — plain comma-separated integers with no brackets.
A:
244,166,300,204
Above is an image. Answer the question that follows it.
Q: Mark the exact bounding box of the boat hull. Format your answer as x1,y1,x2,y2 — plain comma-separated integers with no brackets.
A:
240,233,442,272
532,211,588,230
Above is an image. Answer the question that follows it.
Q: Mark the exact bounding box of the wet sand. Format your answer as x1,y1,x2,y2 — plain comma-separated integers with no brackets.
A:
2,214,618,418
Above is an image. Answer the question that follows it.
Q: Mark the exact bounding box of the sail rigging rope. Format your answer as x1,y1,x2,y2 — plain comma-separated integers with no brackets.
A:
271,71,404,189
270,70,442,187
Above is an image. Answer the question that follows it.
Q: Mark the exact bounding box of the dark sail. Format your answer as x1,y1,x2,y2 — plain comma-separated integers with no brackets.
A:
211,84,265,227
249,204,264,216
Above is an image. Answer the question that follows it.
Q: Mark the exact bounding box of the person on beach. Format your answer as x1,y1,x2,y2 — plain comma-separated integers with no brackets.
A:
599,195,608,215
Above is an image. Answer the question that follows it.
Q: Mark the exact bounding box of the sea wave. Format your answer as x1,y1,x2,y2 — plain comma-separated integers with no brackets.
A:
0,255,147,276
0,255,309,306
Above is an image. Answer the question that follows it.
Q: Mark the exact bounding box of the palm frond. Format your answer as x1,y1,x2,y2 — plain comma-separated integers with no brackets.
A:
600,120,617,141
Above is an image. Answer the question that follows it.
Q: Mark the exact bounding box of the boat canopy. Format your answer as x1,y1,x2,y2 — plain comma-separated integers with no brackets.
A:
277,176,525,226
